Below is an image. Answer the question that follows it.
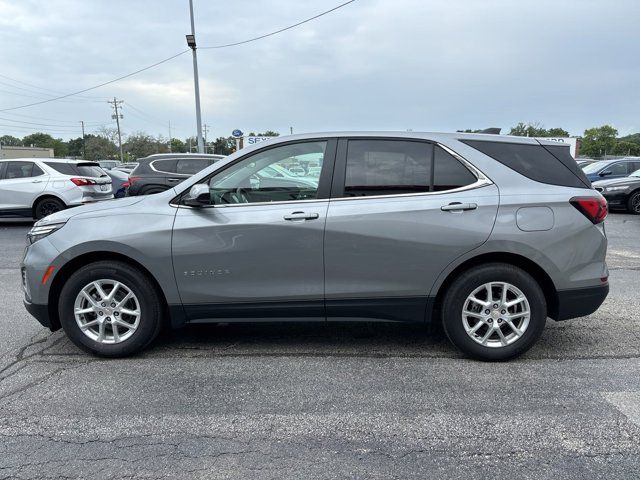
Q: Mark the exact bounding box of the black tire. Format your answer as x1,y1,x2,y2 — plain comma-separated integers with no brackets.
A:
34,197,66,220
627,191,640,215
441,263,546,361
58,261,163,357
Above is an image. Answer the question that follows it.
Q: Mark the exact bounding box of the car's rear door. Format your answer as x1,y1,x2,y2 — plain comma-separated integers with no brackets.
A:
324,138,499,322
0,161,48,215
172,139,337,322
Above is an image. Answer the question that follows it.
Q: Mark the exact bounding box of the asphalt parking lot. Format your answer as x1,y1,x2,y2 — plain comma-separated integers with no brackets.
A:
0,214,639,479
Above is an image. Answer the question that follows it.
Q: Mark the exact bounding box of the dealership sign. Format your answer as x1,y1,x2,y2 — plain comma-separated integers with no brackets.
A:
245,136,276,146
536,137,578,158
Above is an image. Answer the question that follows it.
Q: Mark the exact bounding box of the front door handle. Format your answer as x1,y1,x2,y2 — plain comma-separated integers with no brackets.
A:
32,180,44,183
167,178,182,183
441,202,478,212
284,211,320,221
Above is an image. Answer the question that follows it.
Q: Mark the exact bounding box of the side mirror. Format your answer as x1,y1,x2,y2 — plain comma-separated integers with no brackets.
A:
600,170,612,177
183,184,211,207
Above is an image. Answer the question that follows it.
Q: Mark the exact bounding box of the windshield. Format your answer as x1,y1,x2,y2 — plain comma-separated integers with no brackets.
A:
582,161,610,174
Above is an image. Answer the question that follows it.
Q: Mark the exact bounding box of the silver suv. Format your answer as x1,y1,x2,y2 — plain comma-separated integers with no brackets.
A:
0,158,112,219
21,132,609,360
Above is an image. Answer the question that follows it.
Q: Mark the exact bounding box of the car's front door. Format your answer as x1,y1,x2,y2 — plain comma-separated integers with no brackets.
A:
0,161,47,216
324,138,499,322
172,139,336,322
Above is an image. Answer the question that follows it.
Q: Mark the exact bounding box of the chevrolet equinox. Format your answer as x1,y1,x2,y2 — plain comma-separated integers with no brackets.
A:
21,132,609,361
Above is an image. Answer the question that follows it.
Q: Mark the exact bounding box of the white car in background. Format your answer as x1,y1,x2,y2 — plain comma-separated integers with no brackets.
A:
0,158,113,219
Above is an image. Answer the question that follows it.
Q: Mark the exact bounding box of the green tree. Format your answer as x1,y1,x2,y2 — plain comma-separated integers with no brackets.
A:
22,132,67,157
0,135,22,146
170,138,187,153
67,137,84,158
212,136,236,155
580,125,618,157
509,123,569,138
122,132,169,159
612,141,640,156
84,134,118,161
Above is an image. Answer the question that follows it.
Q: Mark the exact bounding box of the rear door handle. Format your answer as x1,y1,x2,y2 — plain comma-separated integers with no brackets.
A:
32,180,44,183
284,211,320,221
167,178,182,183
441,202,478,212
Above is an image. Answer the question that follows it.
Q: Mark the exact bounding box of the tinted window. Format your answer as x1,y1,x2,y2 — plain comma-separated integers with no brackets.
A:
176,158,210,175
606,162,629,175
205,142,326,205
152,159,177,173
32,164,45,176
462,140,586,188
45,162,106,177
5,161,35,179
543,145,590,186
344,140,431,197
433,146,476,191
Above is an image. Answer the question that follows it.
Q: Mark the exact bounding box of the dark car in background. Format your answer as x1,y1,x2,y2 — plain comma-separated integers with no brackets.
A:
593,169,640,214
105,168,129,198
582,158,640,183
126,154,224,196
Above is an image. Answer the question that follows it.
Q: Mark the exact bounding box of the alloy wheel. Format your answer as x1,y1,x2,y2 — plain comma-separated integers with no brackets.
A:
73,279,141,344
461,282,531,348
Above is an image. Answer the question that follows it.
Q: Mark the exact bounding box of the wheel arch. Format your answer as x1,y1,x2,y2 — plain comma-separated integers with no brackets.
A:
32,194,67,218
47,251,171,331
431,252,559,323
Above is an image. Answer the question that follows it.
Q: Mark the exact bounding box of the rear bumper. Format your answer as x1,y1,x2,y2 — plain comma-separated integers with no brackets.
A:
24,299,57,330
554,283,609,321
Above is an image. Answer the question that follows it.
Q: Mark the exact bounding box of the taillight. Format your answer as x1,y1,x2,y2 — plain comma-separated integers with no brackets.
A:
122,181,130,188
128,176,140,185
70,178,96,186
570,196,608,224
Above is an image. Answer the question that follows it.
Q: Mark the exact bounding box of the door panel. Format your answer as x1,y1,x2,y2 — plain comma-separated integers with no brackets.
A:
0,162,47,214
172,201,328,310
324,185,499,304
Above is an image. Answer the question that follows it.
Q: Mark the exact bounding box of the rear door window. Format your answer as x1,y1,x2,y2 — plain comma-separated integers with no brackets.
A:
461,140,587,188
176,158,210,175
151,159,177,173
343,140,432,197
433,146,477,191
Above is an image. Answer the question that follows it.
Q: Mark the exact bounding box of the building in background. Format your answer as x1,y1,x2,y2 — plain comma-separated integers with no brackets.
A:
0,145,54,159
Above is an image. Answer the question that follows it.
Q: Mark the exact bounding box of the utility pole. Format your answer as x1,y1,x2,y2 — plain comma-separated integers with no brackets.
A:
290,126,293,135
79,121,85,159
168,121,172,153
203,124,209,153
108,97,124,162
186,0,204,153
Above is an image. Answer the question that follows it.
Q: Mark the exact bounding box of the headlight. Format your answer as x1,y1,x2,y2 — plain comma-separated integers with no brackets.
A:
27,222,66,245
605,185,630,192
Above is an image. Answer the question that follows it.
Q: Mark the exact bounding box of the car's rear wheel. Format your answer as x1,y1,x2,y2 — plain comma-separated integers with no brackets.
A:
58,261,163,357
34,197,66,220
441,263,546,361
627,191,640,215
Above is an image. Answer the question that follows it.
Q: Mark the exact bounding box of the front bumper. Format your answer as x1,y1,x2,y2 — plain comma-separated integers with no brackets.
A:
23,299,56,330
555,283,609,321
600,191,627,208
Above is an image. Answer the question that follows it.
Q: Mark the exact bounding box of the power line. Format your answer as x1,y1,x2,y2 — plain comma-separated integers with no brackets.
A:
0,115,106,128
0,110,107,125
200,0,358,49
0,50,190,113
0,76,108,100
0,0,358,112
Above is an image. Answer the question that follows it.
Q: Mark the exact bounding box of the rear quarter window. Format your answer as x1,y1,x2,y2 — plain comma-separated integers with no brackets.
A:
461,140,588,188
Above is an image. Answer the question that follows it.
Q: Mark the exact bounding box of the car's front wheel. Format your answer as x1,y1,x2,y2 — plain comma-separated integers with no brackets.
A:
58,261,163,357
441,263,547,361
627,191,640,215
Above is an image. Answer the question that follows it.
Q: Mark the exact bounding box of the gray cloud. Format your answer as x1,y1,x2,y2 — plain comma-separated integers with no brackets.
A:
0,0,638,140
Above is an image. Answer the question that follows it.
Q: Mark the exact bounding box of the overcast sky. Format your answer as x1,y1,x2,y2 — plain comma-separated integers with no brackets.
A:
0,0,638,141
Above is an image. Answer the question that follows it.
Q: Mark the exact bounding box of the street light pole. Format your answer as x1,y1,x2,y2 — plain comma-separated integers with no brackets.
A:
187,0,204,154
